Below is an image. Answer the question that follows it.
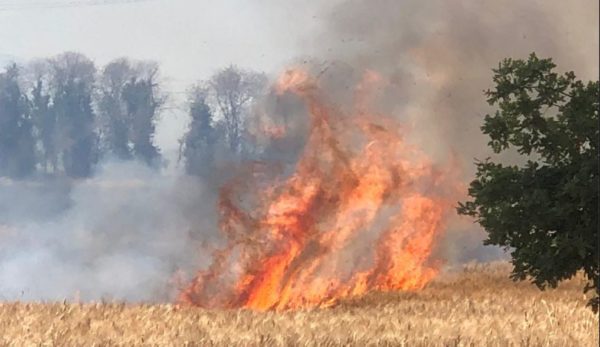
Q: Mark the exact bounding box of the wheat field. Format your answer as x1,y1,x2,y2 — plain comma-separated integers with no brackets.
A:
0,262,597,347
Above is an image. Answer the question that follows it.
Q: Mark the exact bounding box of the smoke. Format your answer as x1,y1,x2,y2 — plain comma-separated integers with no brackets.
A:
285,0,598,264
300,0,597,160
0,0,596,303
0,160,218,302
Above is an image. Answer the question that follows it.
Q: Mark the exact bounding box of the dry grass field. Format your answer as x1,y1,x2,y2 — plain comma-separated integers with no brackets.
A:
1,262,597,347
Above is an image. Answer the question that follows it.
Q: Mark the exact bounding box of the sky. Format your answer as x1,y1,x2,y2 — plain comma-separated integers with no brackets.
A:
0,0,339,155
0,0,328,78
0,0,597,158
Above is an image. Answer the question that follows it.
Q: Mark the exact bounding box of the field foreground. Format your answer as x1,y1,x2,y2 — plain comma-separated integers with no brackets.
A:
1,262,597,346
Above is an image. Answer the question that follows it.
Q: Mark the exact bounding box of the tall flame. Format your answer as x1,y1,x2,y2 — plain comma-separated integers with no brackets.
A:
179,68,459,311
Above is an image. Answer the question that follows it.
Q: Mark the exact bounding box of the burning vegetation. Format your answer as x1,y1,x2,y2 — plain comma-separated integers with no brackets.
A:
179,68,461,310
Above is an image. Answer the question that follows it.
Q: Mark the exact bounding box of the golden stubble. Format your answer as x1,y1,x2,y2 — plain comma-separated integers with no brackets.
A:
1,262,597,347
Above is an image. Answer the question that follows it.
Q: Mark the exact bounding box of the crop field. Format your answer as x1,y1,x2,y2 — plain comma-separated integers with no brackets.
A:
0,262,597,346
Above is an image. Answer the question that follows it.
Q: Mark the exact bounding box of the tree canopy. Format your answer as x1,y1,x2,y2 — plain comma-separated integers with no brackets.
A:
180,66,267,176
0,53,167,178
0,64,35,177
458,53,599,310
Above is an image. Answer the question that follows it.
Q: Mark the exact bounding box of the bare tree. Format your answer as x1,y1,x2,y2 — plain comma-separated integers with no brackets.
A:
208,65,267,154
123,61,164,166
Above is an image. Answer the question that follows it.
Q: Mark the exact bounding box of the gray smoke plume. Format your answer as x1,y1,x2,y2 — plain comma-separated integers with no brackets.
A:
286,0,598,265
300,0,597,162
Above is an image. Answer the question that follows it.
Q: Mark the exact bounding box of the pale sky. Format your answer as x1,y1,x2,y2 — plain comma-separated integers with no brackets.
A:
0,0,597,158
0,0,330,79
0,0,337,154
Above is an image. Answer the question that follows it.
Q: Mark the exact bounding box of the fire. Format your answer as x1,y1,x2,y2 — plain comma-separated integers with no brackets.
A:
179,67,459,311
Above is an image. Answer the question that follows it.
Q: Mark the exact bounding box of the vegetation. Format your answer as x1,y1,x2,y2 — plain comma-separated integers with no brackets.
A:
181,86,216,176
0,64,35,177
179,65,268,176
49,52,98,178
96,58,164,166
458,53,599,310
0,54,266,179
0,263,596,346
0,53,165,177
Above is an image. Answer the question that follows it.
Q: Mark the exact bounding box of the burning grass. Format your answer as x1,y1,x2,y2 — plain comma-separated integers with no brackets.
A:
180,68,462,311
1,262,597,346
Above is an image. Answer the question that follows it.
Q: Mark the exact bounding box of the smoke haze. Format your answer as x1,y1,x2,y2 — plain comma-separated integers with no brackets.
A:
294,0,598,264
0,0,597,302
0,161,216,302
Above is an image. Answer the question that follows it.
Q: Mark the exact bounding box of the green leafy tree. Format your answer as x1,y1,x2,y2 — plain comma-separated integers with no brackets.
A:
49,52,98,178
29,62,57,174
97,59,163,166
122,70,162,166
0,64,36,178
458,53,599,311
96,58,135,161
181,86,216,176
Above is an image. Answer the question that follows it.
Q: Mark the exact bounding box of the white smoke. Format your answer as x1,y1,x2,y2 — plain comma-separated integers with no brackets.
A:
0,160,216,302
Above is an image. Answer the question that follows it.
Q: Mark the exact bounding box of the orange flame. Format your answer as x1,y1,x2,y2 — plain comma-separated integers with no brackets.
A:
179,68,459,311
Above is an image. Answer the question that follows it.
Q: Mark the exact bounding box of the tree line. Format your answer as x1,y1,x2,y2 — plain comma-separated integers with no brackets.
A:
0,52,267,179
2,51,597,309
